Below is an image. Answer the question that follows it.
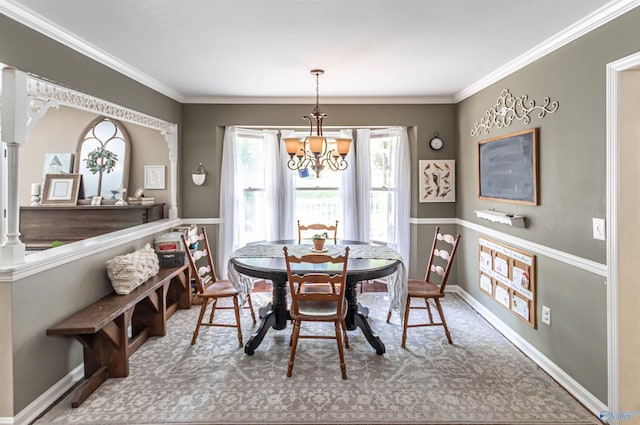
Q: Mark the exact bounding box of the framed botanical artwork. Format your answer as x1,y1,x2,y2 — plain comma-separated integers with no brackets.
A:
41,174,83,205
419,159,455,202
144,165,166,190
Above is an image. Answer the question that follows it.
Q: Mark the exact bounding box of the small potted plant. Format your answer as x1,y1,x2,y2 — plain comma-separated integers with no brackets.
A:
312,232,328,251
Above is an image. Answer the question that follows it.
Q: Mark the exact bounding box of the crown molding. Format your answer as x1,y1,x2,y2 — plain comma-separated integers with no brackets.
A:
2,0,638,105
454,0,640,103
181,95,456,105
0,0,184,102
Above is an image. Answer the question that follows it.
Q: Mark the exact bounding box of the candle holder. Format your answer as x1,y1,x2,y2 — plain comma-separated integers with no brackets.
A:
30,183,41,206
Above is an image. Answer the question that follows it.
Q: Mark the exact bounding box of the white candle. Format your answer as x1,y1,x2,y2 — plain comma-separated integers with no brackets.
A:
31,183,41,196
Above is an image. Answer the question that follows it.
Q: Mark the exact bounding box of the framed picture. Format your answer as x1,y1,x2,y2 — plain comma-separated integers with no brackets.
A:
42,153,74,181
419,159,455,202
41,174,83,205
478,128,538,205
144,165,165,190
91,196,103,206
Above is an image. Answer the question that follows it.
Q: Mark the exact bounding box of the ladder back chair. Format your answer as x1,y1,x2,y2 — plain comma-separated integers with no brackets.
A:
283,246,350,379
297,220,339,244
387,227,460,347
181,227,256,347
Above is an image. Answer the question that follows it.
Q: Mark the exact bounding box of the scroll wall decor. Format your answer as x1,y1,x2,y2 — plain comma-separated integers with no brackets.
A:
470,89,558,136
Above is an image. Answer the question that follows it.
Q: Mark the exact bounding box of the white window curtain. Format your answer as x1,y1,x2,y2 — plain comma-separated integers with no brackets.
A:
276,130,296,240
339,129,358,241
263,129,281,242
388,126,411,272
354,129,371,243
218,127,290,278
218,126,239,278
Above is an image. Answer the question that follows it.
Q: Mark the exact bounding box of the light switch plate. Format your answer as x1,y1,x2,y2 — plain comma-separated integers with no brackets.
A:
592,218,606,241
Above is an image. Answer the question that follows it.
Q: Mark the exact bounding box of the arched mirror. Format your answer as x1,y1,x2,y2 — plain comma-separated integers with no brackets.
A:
75,116,131,199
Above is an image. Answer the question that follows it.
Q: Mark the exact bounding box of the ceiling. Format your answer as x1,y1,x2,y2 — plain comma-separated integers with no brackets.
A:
0,0,633,103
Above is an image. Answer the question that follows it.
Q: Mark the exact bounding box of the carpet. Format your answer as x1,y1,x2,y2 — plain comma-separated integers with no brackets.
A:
35,293,600,425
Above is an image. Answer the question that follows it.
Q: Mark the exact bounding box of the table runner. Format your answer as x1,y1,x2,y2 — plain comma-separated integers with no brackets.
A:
228,243,408,319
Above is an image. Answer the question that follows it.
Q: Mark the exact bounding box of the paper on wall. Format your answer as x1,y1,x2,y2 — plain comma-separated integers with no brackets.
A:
494,256,508,277
480,273,492,294
512,294,530,320
495,284,510,308
479,251,492,273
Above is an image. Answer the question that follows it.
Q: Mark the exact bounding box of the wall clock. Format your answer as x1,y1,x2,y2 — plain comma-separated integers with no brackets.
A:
429,134,444,151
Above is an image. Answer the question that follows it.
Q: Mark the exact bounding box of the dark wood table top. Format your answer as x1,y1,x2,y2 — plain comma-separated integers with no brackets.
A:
230,240,400,282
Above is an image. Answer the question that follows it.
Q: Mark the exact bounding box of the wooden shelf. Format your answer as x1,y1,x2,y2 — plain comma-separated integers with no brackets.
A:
20,203,165,245
475,209,525,228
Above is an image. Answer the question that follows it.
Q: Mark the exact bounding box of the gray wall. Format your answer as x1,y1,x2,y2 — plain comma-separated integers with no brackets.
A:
181,104,459,279
456,7,640,404
1,14,183,415
181,103,457,219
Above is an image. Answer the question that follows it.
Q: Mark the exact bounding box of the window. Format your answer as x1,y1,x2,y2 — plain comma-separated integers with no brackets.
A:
369,132,394,244
291,132,345,235
235,131,268,245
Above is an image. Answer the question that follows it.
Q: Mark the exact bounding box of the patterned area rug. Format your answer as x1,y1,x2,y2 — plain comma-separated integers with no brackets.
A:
35,293,599,425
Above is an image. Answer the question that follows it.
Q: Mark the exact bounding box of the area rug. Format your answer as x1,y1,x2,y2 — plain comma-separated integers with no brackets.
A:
35,293,600,425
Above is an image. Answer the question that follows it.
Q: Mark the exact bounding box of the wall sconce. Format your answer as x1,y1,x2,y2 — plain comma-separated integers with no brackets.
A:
192,163,206,186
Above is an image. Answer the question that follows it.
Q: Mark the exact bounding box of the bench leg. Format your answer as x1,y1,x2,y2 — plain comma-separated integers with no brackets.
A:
71,366,109,408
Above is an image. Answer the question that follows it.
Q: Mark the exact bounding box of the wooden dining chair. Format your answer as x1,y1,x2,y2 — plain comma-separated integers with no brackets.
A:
283,246,350,379
387,227,460,347
181,227,256,347
297,220,339,244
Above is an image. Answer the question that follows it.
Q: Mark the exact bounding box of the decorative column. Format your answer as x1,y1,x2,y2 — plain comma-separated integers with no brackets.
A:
162,126,179,220
0,68,27,265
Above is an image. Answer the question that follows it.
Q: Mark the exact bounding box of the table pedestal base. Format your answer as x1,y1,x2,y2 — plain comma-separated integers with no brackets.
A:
245,277,385,355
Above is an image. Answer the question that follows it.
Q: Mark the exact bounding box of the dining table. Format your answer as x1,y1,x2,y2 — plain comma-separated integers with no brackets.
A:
228,240,406,356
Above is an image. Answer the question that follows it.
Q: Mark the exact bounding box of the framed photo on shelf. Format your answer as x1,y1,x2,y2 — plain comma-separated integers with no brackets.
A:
144,165,165,190
41,174,83,205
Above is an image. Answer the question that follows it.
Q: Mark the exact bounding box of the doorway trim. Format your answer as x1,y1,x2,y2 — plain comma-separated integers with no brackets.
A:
605,49,640,417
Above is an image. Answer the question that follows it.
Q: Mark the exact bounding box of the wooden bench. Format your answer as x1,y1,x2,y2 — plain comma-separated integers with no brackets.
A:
47,265,190,407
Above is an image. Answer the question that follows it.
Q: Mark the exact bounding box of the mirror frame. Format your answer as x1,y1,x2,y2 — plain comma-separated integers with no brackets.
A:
74,116,132,199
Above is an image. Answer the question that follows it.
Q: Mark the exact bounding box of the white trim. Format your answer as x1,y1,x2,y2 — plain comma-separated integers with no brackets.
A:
181,95,456,105
0,0,183,102
451,285,608,417
11,364,84,425
183,218,221,225
454,0,640,102
409,217,457,225
456,219,607,277
0,219,181,282
604,50,640,423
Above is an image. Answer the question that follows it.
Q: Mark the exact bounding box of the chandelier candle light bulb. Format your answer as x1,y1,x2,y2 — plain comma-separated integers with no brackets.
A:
283,69,352,178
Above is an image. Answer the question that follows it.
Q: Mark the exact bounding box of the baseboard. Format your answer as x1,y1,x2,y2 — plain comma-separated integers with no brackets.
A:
447,285,608,417
11,364,84,425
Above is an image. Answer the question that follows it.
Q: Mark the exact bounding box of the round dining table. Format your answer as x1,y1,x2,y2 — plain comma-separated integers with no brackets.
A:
230,240,400,355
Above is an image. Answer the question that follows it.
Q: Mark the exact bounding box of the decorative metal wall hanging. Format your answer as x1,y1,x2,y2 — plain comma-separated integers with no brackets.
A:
470,89,559,136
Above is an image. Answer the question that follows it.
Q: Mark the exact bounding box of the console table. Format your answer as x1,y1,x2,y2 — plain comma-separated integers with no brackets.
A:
20,203,165,245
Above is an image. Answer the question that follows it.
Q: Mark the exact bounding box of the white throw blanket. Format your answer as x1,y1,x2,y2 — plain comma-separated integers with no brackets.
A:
227,243,408,320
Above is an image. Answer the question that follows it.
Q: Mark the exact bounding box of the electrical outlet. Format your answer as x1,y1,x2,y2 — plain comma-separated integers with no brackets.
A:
541,306,551,325
592,218,606,241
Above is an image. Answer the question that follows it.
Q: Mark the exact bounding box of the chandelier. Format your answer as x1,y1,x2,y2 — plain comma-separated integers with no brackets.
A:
283,69,352,178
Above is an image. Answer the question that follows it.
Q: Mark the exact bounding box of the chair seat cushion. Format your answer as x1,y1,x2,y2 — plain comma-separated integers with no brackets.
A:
407,279,444,297
293,299,347,321
200,280,238,297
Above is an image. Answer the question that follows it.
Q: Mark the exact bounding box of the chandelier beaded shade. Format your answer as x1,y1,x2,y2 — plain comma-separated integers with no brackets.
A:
283,69,352,178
